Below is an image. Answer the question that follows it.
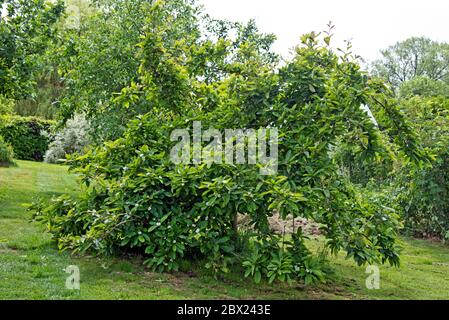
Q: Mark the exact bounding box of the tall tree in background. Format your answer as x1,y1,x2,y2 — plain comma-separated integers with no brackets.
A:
372,37,449,88
0,0,64,100
12,0,96,119
54,0,278,141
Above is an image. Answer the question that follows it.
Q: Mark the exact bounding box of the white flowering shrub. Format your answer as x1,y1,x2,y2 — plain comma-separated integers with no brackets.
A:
44,114,91,163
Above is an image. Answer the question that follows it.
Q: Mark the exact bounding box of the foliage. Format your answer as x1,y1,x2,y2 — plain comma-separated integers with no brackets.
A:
372,37,449,88
13,68,64,119
7,0,97,119
399,76,449,99
51,0,197,140
52,0,278,142
242,232,326,285
0,115,54,161
31,1,426,285
44,114,91,163
0,95,14,115
369,37,449,241
0,135,15,167
52,0,143,137
396,96,449,240
0,0,64,99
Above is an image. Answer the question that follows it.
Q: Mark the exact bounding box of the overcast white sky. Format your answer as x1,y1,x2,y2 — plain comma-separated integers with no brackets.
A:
198,0,449,62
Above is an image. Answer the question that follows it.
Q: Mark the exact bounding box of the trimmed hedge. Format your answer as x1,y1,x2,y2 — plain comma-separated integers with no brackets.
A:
0,116,55,161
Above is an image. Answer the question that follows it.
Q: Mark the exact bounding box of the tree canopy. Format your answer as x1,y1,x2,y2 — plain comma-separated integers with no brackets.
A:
0,0,64,99
372,37,449,88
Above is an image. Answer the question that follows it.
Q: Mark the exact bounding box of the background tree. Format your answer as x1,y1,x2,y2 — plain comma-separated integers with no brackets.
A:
52,0,279,142
0,0,64,99
10,0,98,119
396,96,449,240
399,76,449,99
368,36,449,242
372,37,449,88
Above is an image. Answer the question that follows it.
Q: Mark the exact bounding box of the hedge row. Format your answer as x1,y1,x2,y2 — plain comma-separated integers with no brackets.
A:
0,115,55,161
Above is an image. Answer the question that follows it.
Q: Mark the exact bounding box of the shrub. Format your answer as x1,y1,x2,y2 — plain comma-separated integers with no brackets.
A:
32,3,425,284
396,97,449,240
0,136,15,167
44,114,91,163
398,149,449,241
0,115,55,161
399,77,449,99
32,36,420,285
0,95,14,115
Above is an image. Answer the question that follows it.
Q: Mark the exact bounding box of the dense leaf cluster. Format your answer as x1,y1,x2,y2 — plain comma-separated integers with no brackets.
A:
0,0,64,99
396,97,449,240
0,115,54,161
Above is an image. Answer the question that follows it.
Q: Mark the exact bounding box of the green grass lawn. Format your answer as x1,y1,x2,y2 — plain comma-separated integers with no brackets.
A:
1,160,448,299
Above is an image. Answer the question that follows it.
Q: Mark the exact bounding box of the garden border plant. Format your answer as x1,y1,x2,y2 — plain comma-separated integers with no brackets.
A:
0,115,55,161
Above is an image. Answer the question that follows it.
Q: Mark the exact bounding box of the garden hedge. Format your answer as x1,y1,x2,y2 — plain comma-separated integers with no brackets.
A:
0,115,55,161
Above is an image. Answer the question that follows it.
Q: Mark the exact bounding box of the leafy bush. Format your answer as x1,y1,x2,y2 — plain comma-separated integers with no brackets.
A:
399,77,449,99
396,97,449,240
32,2,425,284
0,136,15,167
44,114,91,163
0,115,54,161
337,95,449,241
